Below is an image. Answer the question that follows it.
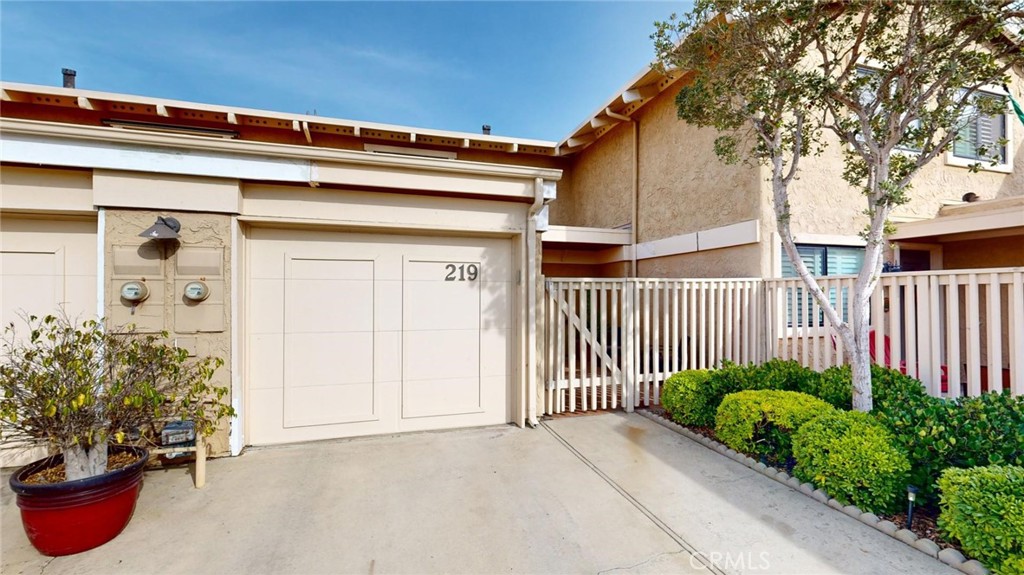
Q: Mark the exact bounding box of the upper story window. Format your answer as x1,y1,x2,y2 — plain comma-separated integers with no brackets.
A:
953,91,1008,164
855,66,922,153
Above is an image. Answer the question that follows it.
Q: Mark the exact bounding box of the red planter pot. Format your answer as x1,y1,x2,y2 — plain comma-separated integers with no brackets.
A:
8,445,148,557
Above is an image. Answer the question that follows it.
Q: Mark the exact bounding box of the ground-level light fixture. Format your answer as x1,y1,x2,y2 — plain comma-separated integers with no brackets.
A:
139,216,181,240
905,485,919,530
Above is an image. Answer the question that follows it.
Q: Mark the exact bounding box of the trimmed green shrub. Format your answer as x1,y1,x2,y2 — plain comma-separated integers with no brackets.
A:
792,410,910,513
799,365,852,409
675,361,755,427
870,363,928,408
876,391,1024,504
679,359,819,428
715,390,835,463
661,370,711,425
755,358,819,393
938,465,1024,575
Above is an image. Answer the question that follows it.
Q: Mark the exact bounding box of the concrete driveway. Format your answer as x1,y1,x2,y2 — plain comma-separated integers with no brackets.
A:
2,412,957,575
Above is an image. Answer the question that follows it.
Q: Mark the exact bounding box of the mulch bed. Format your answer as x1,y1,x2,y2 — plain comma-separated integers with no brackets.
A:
22,451,141,485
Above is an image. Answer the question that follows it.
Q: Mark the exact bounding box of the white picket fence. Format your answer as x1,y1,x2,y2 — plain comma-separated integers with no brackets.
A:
543,268,1024,416
543,278,763,415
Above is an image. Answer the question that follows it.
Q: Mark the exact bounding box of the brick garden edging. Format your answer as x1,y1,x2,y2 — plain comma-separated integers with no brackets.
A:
637,409,991,575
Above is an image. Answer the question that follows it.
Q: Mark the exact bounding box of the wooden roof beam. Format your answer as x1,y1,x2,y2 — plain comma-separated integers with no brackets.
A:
622,83,660,104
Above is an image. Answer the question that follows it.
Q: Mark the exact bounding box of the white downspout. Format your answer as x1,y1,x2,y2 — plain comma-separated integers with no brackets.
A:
525,178,546,427
96,207,105,321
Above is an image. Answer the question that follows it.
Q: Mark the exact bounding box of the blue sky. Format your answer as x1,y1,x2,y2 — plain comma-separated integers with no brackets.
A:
0,1,687,141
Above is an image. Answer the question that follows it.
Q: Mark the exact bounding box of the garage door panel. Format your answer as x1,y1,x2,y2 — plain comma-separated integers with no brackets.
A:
374,331,402,383
248,279,284,335
288,257,373,281
374,280,402,332
285,332,374,386
403,260,481,332
403,329,480,380
248,334,283,390
247,228,511,445
283,383,376,428
480,328,511,377
284,278,374,333
479,281,513,330
402,377,482,418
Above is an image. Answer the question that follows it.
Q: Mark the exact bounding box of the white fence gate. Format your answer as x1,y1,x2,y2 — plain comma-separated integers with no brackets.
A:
543,268,1024,416
543,278,763,415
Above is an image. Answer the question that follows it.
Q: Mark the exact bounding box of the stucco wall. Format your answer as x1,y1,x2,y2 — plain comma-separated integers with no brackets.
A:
758,75,1024,275
104,209,233,457
556,122,635,230
636,88,762,244
637,244,762,278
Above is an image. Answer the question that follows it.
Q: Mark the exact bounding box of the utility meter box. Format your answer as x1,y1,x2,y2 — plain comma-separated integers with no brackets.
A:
174,247,225,333
110,244,164,332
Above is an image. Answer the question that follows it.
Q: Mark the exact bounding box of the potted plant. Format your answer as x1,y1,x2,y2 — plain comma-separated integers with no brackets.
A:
0,314,234,556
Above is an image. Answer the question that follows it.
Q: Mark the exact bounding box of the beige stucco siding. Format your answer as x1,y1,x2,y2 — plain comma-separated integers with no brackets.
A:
557,122,634,230
104,209,233,456
637,244,762,278
758,75,1024,275
636,88,762,244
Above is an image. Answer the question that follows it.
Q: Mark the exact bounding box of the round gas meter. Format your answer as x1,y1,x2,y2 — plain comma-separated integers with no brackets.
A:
120,281,150,303
183,281,210,302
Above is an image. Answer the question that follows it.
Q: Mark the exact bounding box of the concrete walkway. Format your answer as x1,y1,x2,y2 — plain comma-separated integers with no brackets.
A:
1,412,957,575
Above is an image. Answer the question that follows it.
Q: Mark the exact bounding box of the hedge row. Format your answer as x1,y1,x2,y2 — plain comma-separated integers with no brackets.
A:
938,465,1024,575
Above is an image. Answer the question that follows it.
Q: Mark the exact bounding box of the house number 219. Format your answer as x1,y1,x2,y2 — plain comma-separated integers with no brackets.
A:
444,264,479,281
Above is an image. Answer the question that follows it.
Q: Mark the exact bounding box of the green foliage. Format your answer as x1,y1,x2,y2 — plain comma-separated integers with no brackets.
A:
654,1,1024,412
676,361,755,427
755,358,818,393
799,365,852,410
715,390,835,464
870,364,928,408
0,315,235,476
661,370,711,426
938,465,1024,575
669,359,831,426
793,410,910,514
875,391,1024,504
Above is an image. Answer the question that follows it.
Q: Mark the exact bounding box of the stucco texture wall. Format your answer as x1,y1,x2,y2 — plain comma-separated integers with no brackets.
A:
554,122,634,230
636,88,761,244
759,75,1024,247
637,244,762,278
104,210,233,457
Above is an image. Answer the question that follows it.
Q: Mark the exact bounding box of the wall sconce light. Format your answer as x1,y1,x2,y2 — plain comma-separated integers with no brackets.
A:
139,216,181,240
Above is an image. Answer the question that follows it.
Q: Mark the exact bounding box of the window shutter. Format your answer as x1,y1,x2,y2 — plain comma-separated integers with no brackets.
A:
977,108,1006,162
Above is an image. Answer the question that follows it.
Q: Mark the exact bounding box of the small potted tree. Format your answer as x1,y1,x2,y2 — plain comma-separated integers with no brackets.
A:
1,314,234,556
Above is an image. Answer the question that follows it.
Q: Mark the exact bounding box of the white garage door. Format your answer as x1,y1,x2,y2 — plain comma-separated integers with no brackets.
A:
247,228,514,445
1,215,97,329
1,215,97,468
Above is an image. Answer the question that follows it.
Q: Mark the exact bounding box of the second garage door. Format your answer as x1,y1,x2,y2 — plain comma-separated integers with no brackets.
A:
247,228,514,445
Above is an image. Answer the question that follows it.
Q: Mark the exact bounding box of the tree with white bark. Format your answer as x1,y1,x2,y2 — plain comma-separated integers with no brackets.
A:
0,315,234,481
654,0,1023,411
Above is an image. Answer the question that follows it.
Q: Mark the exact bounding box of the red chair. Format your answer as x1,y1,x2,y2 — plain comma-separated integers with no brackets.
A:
868,330,949,394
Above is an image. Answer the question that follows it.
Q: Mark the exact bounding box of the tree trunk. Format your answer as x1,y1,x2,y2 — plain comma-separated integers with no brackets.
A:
63,439,108,481
850,302,874,412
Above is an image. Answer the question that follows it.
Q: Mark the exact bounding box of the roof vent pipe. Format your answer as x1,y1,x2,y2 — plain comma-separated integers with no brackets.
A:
62,68,76,89
482,125,491,135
